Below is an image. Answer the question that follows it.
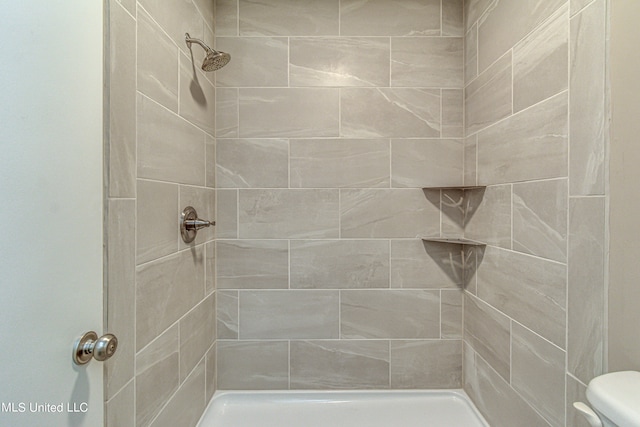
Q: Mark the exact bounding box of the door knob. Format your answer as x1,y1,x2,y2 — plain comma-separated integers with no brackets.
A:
180,206,215,243
73,331,118,365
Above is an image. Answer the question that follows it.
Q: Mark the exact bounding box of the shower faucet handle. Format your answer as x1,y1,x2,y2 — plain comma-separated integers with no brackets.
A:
180,206,215,243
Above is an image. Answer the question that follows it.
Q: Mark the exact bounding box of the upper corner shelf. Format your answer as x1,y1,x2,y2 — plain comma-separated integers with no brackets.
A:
419,236,486,246
422,185,486,191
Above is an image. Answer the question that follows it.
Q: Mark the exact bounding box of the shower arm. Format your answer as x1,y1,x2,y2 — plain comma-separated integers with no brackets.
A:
185,33,217,53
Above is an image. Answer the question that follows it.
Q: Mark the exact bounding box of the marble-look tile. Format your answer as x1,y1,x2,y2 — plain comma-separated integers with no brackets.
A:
340,0,440,36
179,185,216,249
205,241,215,296
290,37,390,87
341,88,440,138
568,197,605,383
391,139,463,188
217,240,289,289
217,290,238,339
216,190,238,239
148,360,206,427
465,51,512,135
216,139,289,188
137,94,206,185
217,341,289,389
567,375,591,427
390,240,463,289
193,0,214,27
465,24,478,85
477,0,566,72
290,139,390,188
215,88,238,138
341,189,440,238
205,343,216,402
115,0,135,15
239,290,339,339
442,289,463,339
477,246,566,348
464,135,477,186
136,248,205,350
341,290,440,339
442,0,464,36
512,323,565,427
571,0,594,15
106,379,134,427
513,5,568,113
477,91,568,185
215,0,238,36
464,294,510,381
179,52,216,135
290,240,389,289
442,89,464,138
106,200,135,400
239,0,339,36
464,0,495,32
205,135,215,188
179,294,215,382
465,185,511,249
391,38,463,88
216,37,288,87
239,88,339,137
137,0,204,53
136,7,178,112
239,189,339,238
390,340,462,388
513,179,568,263
109,2,136,198
135,326,179,427
441,189,465,236
136,180,178,264
290,340,389,389
570,0,606,196
464,344,551,427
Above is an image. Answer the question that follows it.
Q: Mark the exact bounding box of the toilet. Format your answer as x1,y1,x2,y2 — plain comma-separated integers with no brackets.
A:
574,371,640,427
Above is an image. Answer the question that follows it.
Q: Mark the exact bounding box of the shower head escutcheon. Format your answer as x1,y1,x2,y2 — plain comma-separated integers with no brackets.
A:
185,33,231,72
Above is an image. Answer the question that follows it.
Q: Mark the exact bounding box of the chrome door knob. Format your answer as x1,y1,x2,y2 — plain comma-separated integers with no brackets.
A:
73,331,118,365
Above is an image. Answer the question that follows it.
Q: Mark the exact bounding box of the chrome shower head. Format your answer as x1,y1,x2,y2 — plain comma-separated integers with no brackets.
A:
185,33,230,72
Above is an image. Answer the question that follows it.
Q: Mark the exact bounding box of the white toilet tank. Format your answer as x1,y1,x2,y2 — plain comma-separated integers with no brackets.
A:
586,371,640,427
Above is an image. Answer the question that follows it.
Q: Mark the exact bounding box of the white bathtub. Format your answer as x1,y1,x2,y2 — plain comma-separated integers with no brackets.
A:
196,390,489,427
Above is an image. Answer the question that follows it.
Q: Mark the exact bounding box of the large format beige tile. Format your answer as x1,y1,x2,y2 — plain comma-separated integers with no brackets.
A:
216,139,289,188
136,180,178,264
239,88,339,137
340,189,440,238
465,185,511,248
136,248,205,350
464,135,477,186
568,197,605,383
179,52,216,135
477,91,568,185
390,340,462,388
464,294,510,381
216,240,289,289
570,0,606,196
513,179,568,263
513,5,568,113
464,0,495,32
215,88,238,138
477,246,567,348
290,340,390,389
442,289,463,339
290,139,390,188
443,0,464,36
290,240,389,289
217,341,289,389
391,139,463,188
215,0,238,36
340,0,440,36
205,343,216,402
217,290,238,339
239,189,340,238
239,0,339,36
341,290,440,339
138,0,205,52
465,24,478,85
341,88,440,138
239,290,340,339
442,89,464,138
216,37,289,87
205,241,215,296
109,1,136,198
290,37,390,87
390,240,463,289
179,294,215,382
215,189,238,239
511,323,565,427
137,94,206,185
106,380,134,427
391,38,463,88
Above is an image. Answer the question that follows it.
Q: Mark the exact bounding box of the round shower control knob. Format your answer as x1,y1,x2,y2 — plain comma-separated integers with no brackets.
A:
73,331,119,365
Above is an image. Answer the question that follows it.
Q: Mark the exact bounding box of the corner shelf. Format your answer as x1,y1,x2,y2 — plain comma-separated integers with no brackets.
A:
422,185,486,191
419,236,486,246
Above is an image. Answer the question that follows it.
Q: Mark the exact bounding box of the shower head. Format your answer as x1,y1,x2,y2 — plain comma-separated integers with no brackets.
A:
185,33,230,72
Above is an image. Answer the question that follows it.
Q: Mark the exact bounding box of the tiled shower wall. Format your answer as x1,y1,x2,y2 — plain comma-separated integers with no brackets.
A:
462,0,607,426
213,0,468,390
104,0,217,426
